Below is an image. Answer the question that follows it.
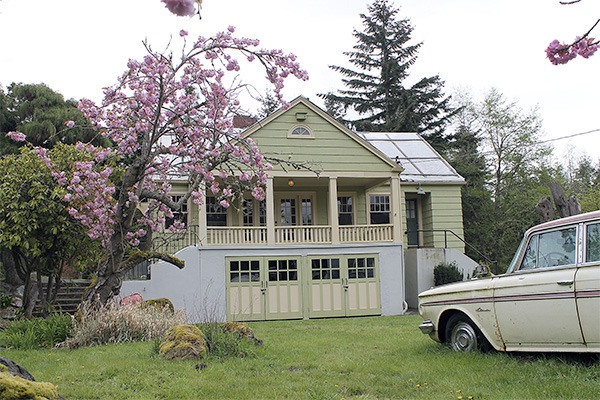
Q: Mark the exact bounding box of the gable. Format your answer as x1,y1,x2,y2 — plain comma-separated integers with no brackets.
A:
245,98,400,174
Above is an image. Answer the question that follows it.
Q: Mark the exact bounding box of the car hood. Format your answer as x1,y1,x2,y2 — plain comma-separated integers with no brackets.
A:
418,277,495,300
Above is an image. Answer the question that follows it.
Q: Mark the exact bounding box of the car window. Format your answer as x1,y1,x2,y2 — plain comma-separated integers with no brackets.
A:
520,235,538,270
586,222,600,263
538,227,577,268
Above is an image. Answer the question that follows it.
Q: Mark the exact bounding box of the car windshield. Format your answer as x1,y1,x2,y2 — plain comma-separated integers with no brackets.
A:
506,236,527,274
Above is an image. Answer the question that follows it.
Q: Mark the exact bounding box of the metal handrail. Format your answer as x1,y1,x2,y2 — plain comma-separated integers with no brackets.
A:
406,229,497,267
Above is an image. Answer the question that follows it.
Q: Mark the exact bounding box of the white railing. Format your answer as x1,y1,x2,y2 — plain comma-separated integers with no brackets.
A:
274,225,332,244
154,224,396,251
207,227,268,245
339,224,394,243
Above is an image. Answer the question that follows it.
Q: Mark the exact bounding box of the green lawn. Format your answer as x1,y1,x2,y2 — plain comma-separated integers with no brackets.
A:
3,315,598,399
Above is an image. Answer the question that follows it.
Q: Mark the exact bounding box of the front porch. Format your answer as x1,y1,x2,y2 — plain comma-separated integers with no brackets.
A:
158,173,403,253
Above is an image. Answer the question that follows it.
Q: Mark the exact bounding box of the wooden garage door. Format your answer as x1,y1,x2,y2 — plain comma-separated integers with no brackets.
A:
227,254,381,321
227,257,303,321
309,254,381,318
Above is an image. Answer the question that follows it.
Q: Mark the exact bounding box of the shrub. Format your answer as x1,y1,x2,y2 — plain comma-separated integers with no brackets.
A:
433,261,463,286
0,314,73,350
60,302,185,348
0,294,12,308
198,322,259,359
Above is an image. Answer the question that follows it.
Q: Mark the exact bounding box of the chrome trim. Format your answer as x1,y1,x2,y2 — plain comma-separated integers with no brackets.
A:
419,320,435,335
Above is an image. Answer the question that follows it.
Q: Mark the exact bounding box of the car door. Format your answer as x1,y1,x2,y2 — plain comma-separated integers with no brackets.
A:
493,225,584,350
575,221,600,348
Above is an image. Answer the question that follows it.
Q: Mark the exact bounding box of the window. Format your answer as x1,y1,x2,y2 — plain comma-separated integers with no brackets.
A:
268,259,298,281
289,125,312,137
338,196,353,225
206,197,227,226
586,222,600,262
311,258,340,280
229,260,260,282
520,226,577,270
242,198,266,227
165,195,188,228
348,257,375,279
369,195,390,224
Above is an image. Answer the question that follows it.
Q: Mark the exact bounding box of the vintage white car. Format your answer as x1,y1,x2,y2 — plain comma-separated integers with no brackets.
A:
418,210,600,353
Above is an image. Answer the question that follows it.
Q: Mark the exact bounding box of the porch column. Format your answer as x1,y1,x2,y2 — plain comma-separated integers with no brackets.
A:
198,191,207,246
390,175,403,244
328,176,339,244
266,176,275,244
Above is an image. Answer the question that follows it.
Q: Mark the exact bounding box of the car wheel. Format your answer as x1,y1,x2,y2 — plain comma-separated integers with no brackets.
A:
445,314,489,352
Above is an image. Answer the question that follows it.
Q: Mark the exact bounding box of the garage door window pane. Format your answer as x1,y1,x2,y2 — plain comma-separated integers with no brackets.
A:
311,258,340,280
348,257,375,280
268,259,298,281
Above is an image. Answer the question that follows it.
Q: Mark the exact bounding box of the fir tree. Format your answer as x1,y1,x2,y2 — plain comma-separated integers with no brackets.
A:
321,0,455,141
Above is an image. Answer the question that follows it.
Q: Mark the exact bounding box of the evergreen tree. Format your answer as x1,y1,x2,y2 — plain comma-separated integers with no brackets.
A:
321,0,455,142
0,83,108,155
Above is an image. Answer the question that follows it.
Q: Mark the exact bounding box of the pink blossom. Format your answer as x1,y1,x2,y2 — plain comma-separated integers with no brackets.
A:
162,0,196,17
179,29,188,37
65,120,75,128
6,131,26,142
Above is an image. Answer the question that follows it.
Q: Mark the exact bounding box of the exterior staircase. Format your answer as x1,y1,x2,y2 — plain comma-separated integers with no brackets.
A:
34,280,90,316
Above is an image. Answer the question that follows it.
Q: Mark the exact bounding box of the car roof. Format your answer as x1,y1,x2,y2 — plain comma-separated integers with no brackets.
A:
526,210,600,236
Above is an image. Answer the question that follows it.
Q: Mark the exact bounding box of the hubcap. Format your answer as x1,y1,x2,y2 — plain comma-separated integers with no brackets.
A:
451,321,478,352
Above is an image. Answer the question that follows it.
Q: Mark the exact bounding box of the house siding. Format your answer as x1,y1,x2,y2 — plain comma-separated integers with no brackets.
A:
251,103,394,174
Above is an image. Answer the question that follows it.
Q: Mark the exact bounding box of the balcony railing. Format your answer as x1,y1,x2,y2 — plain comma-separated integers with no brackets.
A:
153,224,395,252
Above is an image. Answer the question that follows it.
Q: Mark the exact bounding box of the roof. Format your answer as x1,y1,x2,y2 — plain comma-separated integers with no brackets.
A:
356,132,464,184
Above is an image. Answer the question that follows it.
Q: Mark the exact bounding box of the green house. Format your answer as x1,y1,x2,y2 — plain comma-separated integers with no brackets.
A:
121,96,476,321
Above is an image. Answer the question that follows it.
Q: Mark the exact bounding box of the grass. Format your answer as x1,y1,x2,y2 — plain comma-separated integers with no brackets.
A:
2,315,598,399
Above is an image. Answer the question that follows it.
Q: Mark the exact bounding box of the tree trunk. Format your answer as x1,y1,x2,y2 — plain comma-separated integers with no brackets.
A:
536,196,556,222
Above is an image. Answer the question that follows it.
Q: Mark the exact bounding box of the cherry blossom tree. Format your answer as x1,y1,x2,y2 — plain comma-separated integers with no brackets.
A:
161,0,202,17
546,1,599,64
7,27,307,305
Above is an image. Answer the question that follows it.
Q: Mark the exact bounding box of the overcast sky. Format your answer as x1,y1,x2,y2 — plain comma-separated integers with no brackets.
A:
1,0,599,161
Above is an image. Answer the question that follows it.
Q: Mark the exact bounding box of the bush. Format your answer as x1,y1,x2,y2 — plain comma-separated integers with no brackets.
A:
0,314,73,350
60,302,185,349
197,322,260,359
433,261,463,286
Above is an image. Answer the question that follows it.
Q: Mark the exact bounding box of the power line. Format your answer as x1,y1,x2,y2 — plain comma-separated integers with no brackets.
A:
538,128,600,144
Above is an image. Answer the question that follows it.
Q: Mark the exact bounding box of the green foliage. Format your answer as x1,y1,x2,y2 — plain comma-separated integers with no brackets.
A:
0,314,73,350
433,261,463,286
321,0,456,139
0,294,12,308
198,322,258,359
446,89,554,272
0,83,108,155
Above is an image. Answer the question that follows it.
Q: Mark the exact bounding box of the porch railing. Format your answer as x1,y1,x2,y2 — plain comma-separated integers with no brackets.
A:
152,224,396,251
275,225,332,244
340,224,394,243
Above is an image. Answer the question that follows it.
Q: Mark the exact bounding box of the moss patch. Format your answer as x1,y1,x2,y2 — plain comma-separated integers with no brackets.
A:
0,371,58,400
159,324,207,361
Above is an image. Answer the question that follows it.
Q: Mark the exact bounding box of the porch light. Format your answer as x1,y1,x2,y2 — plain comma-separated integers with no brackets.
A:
417,185,425,195
288,178,295,187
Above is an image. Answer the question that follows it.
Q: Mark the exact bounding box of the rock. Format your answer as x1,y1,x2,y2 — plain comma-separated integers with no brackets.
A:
142,298,174,313
0,357,36,381
0,356,65,400
159,324,207,360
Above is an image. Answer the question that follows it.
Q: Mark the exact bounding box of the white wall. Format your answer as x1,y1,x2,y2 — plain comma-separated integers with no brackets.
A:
121,243,407,322
404,248,479,309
